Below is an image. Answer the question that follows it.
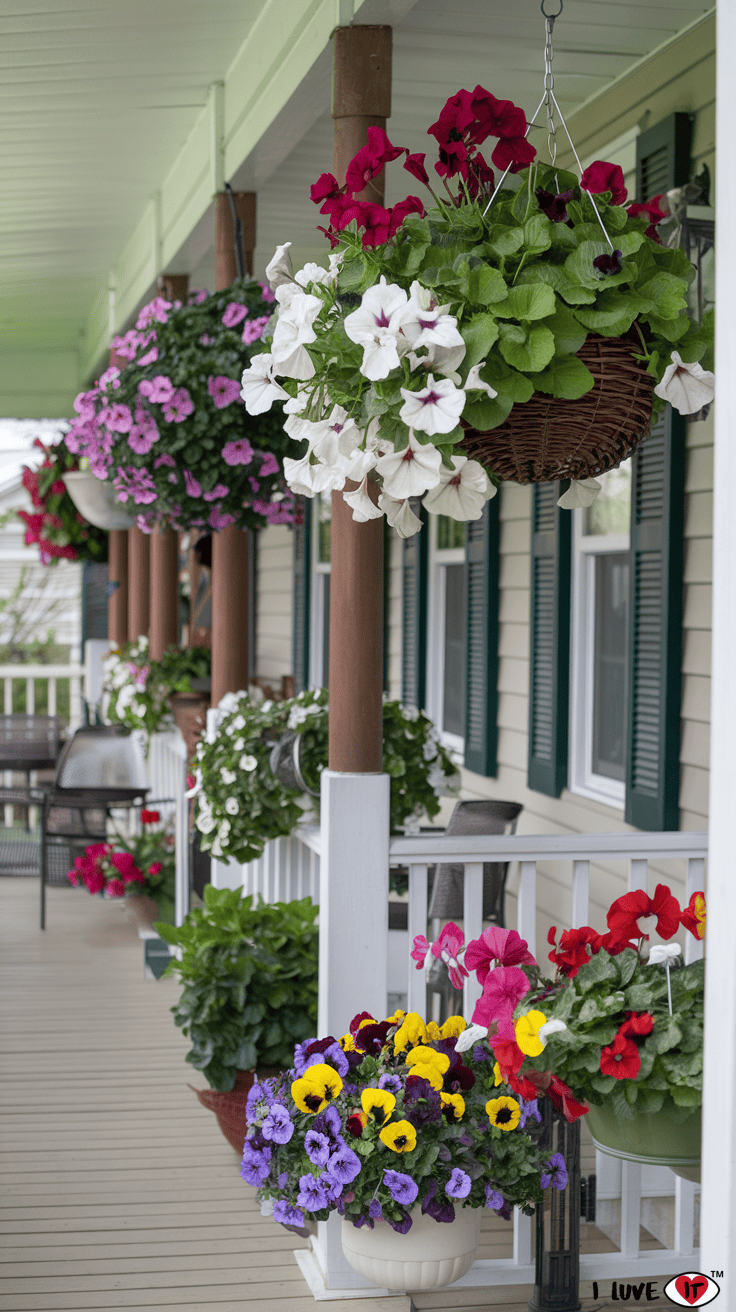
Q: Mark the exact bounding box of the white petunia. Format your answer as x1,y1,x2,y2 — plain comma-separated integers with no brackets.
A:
265,242,293,289
653,351,715,414
647,943,682,965
196,810,216,835
240,754,257,771
400,283,465,355
308,406,361,468
344,277,409,381
295,261,336,289
221,767,236,785
557,477,601,510
464,363,498,398
399,374,466,435
423,455,496,520
342,475,384,522
375,431,442,499
283,450,344,496
377,493,423,538
225,797,239,816
240,353,289,415
455,1024,489,1054
270,292,322,380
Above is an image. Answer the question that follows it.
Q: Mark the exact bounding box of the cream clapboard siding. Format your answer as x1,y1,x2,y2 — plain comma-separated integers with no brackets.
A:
385,19,715,946
254,524,294,686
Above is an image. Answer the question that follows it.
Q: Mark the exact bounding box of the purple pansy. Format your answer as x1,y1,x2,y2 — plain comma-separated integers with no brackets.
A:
273,1200,305,1228
485,1186,505,1212
296,1172,329,1212
368,1198,383,1219
388,1210,414,1234
304,1130,332,1167
383,1170,418,1206
324,1144,361,1185
312,1105,342,1142
519,1098,541,1128
446,1168,472,1200
262,1104,294,1145
320,1174,344,1204
378,1073,403,1095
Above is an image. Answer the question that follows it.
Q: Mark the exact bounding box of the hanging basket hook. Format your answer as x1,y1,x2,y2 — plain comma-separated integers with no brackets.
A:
541,0,563,16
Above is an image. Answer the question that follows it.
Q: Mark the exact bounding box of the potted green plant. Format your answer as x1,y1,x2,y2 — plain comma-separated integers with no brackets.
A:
242,87,713,529
65,279,300,533
245,1003,567,1291
156,885,318,1153
66,809,176,926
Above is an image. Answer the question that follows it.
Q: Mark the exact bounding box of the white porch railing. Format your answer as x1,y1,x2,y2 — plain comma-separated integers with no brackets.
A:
146,728,190,927
212,825,707,1289
0,662,85,729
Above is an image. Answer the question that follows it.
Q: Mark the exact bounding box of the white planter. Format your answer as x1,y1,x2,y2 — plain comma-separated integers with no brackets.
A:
341,1206,481,1291
63,471,137,530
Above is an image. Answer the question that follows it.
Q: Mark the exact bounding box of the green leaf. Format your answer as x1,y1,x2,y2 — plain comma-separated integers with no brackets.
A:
544,303,589,355
462,394,513,432
533,353,595,398
564,241,634,292
456,261,509,307
573,294,640,337
518,263,596,306
493,283,556,321
636,271,688,319
522,215,552,256
461,313,500,369
624,982,655,1010
485,226,524,258
498,322,556,373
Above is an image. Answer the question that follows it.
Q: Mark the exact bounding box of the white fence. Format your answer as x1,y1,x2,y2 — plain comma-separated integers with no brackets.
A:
146,729,190,927
212,825,707,1288
0,662,85,728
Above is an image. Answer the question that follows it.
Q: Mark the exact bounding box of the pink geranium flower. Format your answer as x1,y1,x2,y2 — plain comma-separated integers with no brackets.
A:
222,302,248,328
163,387,194,423
464,928,536,986
207,376,241,409
432,922,468,990
184,470,202,497
222,438,254,466
106,878,126,897
203,483,229,501
471,965,531,1029
139,375,174,404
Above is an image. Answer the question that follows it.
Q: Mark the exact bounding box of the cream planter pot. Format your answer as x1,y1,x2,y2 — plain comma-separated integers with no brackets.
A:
63,471,137,531
341,1206,481,1291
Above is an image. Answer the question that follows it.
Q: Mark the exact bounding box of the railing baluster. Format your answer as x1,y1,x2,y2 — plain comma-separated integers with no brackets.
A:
26,677,34,714
629,858,648,892
48,678,57,717
571,859,590,927
620,1160,642,1257
463,862,483,1019
309,850,318,905
407,863,428,1016
674,1176,697,1255
69,674,82,731
3,679,11,826
517,860,537,956
513,1209,533,1267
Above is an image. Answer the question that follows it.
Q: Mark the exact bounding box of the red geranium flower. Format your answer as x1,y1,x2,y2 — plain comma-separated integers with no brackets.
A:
606,883,681,947
469,86,528,144
580,160,628,206
547,925,600,978
388,196,425,239
141,809,160,824
345,127,406,193
310,172,342,204
619,1011,654,1038
600,1032,641,1080
680,890,706,940
490,135,536,174
626,194,668,239
404,152,429,187
428,90,476,148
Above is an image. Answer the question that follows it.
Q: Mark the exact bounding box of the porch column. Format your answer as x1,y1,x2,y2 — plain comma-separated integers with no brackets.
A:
313,25,392,1293
210,191,256,704
159,272,189,303
148,527,178,660
107,530,128,646
127,525,150,642
701,7,736,1295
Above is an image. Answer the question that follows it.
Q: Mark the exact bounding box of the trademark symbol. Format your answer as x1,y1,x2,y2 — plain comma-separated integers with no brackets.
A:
710,1271,723,1280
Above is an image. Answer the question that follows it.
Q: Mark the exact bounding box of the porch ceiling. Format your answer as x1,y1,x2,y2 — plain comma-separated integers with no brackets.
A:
0,0,714,412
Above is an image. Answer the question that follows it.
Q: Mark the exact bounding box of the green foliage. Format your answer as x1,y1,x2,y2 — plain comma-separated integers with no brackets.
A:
157,886,318,1089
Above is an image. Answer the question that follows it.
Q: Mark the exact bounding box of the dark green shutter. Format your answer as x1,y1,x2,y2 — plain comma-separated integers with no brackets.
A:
528,484,571,796
636,113,692,199
292,498,311,694
463,497,499,776
401,502,428,708
625,408,686,830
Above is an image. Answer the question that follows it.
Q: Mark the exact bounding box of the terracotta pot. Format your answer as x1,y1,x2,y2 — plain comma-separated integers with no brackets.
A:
192,1067,281,1155
170,689,210,760
341,1205,481,1290
586,1098,701,1182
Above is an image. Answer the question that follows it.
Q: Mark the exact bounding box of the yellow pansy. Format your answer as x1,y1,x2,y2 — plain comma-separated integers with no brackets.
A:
339,1032,356,1052
360,1088,396,1126
440,1092,465,1121
514,1010,548,1057
290,1063,343,1115
425,1021,442,1041
405,1046,450,1074
379,1119,417,1153
357,1017,377,1030
440,1015,467,1040
486,1096,521,1132
406,1061,444,1091
385,1008,406,1025
493,1061,504,1087
393,1012,428,1053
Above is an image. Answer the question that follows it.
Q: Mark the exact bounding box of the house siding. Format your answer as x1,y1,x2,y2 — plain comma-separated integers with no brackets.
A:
254,524,293,687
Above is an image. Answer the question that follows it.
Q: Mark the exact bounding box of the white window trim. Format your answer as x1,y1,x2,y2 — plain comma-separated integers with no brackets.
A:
309,496,331,690
425,515,465,759
568,510,628,809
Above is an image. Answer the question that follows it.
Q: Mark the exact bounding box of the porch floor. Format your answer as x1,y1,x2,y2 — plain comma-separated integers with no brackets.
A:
0,876,640,1312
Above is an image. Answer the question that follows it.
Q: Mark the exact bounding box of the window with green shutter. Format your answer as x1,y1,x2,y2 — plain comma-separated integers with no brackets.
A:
401,501,428,710
528,484,571,797
463,498,500,777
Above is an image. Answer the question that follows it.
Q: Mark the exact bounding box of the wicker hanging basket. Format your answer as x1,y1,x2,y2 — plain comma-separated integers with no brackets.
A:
460,332,655,485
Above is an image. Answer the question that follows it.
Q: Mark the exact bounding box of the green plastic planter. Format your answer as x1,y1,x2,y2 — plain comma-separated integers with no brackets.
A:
586,1099,701,1182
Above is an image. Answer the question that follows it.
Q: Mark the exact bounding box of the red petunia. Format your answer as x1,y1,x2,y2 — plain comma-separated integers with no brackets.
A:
606,883,681,947
141,809,160,824
626,194,668,239
545,1073,589,1122
428,90,476,148
580,160,628,206
310,172,342,204
619,1011,654,1038
680,890,706,941
600,1031,641,1080
388,195,425,239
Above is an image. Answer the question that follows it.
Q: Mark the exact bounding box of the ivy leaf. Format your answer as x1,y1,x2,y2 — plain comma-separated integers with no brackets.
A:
498,323,556,372
493,283,556,322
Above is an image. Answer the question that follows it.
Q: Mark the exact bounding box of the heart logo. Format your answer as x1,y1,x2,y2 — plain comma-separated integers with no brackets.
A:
664,1273,720,1306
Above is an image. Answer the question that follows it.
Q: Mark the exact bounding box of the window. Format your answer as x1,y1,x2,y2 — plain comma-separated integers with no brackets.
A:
309,493,331,689
569,465,632,806
426,515,466,754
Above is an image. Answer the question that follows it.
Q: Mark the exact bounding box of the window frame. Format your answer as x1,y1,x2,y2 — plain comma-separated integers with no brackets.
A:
425,514,466,758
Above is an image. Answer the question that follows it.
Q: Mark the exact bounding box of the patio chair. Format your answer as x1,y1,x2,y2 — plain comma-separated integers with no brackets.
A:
0,714,64,874
0,723,149,929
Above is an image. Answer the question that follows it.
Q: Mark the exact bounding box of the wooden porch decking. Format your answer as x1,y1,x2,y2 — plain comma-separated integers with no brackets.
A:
0,877,621,1312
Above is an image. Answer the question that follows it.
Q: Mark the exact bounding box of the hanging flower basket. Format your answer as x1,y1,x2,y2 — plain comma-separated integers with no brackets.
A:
63,470,137,531
585,1098,700,1183
18,436,109,564
460,332,655,484
341,1204,481,1290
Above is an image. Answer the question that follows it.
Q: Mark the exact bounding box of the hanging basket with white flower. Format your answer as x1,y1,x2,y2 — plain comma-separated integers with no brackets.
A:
241,14,713,530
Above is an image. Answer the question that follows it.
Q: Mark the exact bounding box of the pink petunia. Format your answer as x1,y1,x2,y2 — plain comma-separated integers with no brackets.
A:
580,160,628,207
464,928,536,986
431,922,468,990
471,965,531,1029
184,470,202,497
163,387,194,423
203,483,230,501
135,296,171,330
222,302,249,328
128,424,158,455
138,346,158,366
242,315,270,345
209,507,237,530
222,438,253,466
207,375,241,409
154,453,176,468
189,289,208,305
411,934,432,969
139,375,174,404
259,281,275,304
106,404,133,433
259,451,279,477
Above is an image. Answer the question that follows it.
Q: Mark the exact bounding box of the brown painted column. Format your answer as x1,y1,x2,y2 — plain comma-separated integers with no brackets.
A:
328,25,391,772
210,191,256,703
127,525,150,641
148,527,179,661
159,273,189,302
107,530,129,646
